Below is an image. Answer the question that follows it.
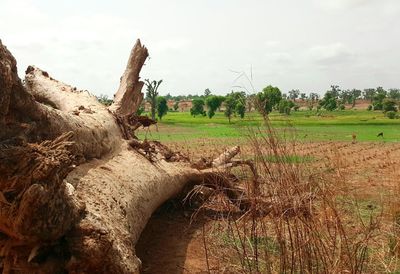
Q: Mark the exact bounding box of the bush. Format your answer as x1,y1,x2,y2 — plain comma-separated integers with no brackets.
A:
367,105,373,111
372,102,383,110
338,104,345,110
278,99,292,115
382,98,398,112
293,105,300,111
386,111,397,119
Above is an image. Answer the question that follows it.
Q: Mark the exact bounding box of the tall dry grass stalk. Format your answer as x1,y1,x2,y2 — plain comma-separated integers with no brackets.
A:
200,120,379,273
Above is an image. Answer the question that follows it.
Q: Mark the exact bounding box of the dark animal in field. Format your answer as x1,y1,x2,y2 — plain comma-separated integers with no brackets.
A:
352,133,357,144
377,132,384,138
127,115,157,138
136,115,157,128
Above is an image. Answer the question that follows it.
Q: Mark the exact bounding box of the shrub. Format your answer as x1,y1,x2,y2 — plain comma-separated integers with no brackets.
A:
367,105,373,111
382,98,398,112
372,102,383,110
386,111,397,119
278,99,292,115
338,104,345,110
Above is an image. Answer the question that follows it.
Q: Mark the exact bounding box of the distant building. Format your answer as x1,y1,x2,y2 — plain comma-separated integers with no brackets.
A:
167,100,175,109
178,100,192,112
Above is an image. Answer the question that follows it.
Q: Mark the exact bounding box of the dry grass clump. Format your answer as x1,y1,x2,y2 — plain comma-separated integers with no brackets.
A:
197,122,380,273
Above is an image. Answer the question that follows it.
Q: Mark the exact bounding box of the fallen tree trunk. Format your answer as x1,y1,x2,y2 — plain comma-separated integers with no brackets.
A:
0,39,250,273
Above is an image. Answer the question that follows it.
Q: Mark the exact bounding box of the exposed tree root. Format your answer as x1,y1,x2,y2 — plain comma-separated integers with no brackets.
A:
0,38,257,273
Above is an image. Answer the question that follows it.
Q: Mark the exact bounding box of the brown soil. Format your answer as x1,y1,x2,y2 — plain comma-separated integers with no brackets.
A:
136,141,400,273
136,204,210,274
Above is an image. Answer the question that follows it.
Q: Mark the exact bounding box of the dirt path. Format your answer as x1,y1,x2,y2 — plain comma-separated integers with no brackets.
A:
136,204,210,274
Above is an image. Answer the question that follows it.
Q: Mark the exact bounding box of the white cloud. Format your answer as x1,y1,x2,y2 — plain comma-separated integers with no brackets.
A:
309,43,355,65
0,0,399,95
313,0,373,10
265,52,292,63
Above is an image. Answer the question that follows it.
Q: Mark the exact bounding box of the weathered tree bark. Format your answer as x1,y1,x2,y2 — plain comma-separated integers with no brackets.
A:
0,39,249,274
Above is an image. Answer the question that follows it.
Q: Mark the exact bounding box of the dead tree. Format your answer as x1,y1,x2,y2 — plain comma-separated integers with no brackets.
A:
0,39,252,273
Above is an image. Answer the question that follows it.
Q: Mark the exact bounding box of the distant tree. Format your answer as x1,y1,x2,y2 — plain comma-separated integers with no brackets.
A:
350,89,362,107
173,101,179,111
190,99,205,117
96,94,113,106
236,101,246,118
329,85,341,98
145,79,163,120
307,93,319,110
224,95,236,123
363,88,376,102
157,96,168,120
376,86,387,96
164,93,173,100
372,91,387,110
339,90,352,105
205,95,225,118
278,99,294,115
309,93,319,102
389,89,400,100
204,88,212,97
246,94,256,112
288,89,300,100
256,85,282,116
382,98,397,112
300,93,307,101
319,89,338,111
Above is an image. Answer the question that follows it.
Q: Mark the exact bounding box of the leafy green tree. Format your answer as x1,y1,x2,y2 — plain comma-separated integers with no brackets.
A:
145,79,163,120
382,98,397,112
319,90,338,111
231,91,246,118
190,99,205,117
204,88,211,97
224,95,236,123
288,89,300,100
157,96,168,120
256,85,282,116
363,88,376,102
300,93,307,101
372,90,387,110
339,90,352,105
236,101,246,118
329,85,341,98
173,101,179,111
205,95,225,118
350,89,362,107
389,89,400,100
278,99,294,115
97,94,113,106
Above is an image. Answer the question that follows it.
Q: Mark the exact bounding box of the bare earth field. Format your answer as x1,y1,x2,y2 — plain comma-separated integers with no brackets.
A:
137,137,400,273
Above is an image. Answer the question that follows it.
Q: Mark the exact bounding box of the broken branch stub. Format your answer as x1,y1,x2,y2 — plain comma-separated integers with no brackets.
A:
109,39,149,117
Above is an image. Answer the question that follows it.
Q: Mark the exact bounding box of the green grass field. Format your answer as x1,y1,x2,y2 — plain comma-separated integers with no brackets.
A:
138,110,400,142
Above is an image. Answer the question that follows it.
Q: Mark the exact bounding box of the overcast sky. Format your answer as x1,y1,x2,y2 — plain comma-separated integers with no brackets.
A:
1,0,399,97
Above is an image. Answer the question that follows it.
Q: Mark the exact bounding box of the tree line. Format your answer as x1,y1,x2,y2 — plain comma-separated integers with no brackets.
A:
98,82,400,121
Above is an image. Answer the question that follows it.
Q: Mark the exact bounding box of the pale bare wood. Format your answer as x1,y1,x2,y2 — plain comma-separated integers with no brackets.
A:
109,39,149,116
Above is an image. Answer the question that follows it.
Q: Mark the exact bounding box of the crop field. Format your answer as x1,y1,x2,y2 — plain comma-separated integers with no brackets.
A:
138,110,400,143
137,110,400,273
